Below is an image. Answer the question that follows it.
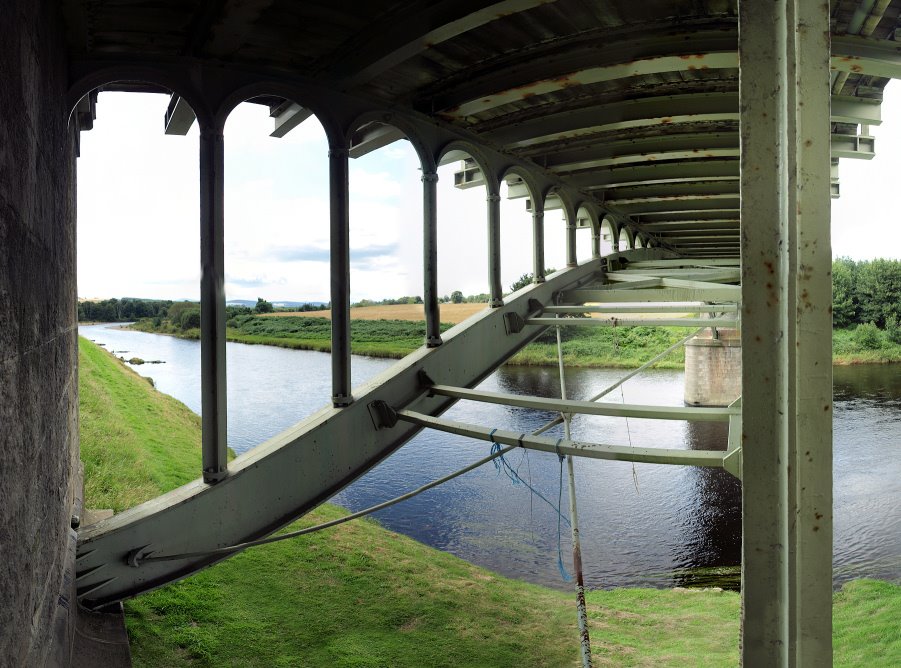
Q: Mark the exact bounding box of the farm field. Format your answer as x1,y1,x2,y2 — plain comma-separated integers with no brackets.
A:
261,302,487,324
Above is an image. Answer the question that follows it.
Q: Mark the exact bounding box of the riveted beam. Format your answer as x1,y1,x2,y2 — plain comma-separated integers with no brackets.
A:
739,0,833,663
441,52,740,119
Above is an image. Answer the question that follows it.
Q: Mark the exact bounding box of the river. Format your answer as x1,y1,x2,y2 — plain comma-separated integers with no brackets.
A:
79,324,901,591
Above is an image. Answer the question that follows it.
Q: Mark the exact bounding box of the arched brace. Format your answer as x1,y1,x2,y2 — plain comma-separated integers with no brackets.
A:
573,201,600,262
599,216,618,258
499,166,546,284
346,111,442,346
216,82,355,406
545,188,578,268
345,110,435,173
435,139,496,194
67,66,229,482
67,65,213,132
581,203,603,259
497,165,542,204
437,140,503,306
215,82,340,147
618,225,636,251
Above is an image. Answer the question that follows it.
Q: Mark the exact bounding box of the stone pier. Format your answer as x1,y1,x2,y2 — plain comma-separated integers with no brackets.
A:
683,328,741,407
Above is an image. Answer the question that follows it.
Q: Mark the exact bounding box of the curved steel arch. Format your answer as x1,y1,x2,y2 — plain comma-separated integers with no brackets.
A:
345,110,436,173
215,81,344,148
618,224,635,251
67,65,212,130
574,201,601,261
436,139,497,193
542,186,579,267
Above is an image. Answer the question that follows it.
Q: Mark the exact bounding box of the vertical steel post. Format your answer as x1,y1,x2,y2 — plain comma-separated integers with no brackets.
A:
785,2,833,662
591,225,600,259
566,215,577,267
532,206,546,283
199,125,228,483
329,146,353,406
422,171,442,346
487,191,503,307
738,1,832,665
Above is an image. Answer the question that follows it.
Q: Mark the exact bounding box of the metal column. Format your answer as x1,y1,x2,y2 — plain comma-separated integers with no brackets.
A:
591,226,601,259
422,171,442,346
738,1,833,665
199,125,228,483
566,216,577,267
329,147,353,406
533,207,546,283
487,192,503,307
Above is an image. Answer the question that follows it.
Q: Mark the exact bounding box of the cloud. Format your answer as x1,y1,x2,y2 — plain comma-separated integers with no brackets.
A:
267,243,400,264
226,274,287,288
269,246,330,263
348,168,403,200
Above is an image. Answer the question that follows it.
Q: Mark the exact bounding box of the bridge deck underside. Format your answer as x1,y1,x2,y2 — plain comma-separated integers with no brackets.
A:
60,0,892,663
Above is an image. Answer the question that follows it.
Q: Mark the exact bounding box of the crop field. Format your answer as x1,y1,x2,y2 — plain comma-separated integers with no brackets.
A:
262,303,487,324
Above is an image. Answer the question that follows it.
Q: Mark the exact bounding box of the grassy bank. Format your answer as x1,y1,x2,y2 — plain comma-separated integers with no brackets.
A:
79,337,900,665
130,315,901,368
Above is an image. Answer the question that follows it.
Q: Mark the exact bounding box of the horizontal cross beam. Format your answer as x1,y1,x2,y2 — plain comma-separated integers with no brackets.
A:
427,385,738,421
526,316,739,328
397,410,730,467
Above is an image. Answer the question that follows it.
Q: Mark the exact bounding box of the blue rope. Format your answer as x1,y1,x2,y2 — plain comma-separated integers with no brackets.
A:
490,439,569,526
556,454,572,582
487,428,572,583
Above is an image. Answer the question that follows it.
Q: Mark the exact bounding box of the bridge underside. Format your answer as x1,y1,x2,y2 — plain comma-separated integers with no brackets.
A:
3,0,900,665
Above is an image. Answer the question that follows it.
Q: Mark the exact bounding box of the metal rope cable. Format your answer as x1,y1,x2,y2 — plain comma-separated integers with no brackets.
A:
136,443,518,566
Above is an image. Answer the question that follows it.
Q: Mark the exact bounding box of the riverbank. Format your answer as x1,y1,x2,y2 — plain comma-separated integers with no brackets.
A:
126,315,901,368
78,336,900,666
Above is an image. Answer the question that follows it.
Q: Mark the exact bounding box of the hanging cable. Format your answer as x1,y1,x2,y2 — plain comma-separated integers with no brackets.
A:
134,442,518,566
556,316,593,667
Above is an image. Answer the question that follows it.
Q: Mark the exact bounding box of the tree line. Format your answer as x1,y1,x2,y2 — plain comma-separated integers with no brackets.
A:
832,257,901,331
78,298,172,322
78,259,901,334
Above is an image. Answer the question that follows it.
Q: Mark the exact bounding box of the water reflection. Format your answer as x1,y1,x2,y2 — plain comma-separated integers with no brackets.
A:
671,421,742,588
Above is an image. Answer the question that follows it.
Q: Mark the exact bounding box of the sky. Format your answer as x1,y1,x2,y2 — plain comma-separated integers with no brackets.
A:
77,84,900,302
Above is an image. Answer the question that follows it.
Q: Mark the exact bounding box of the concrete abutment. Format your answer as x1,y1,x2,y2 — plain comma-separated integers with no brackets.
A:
683,329,742,407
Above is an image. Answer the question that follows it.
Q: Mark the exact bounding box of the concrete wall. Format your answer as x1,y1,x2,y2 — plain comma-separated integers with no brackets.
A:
0,0,79,665
684,329,742,407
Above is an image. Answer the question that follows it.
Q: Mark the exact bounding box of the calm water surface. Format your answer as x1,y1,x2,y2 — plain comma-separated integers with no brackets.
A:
80,324,901,590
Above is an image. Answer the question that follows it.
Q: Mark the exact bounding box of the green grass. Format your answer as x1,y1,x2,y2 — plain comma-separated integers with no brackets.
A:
834,579,901,667
78,337,203,510
131,316,448,359
78,337,901,666
130,316,692,367
509,326,689,369
133,314,901,368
